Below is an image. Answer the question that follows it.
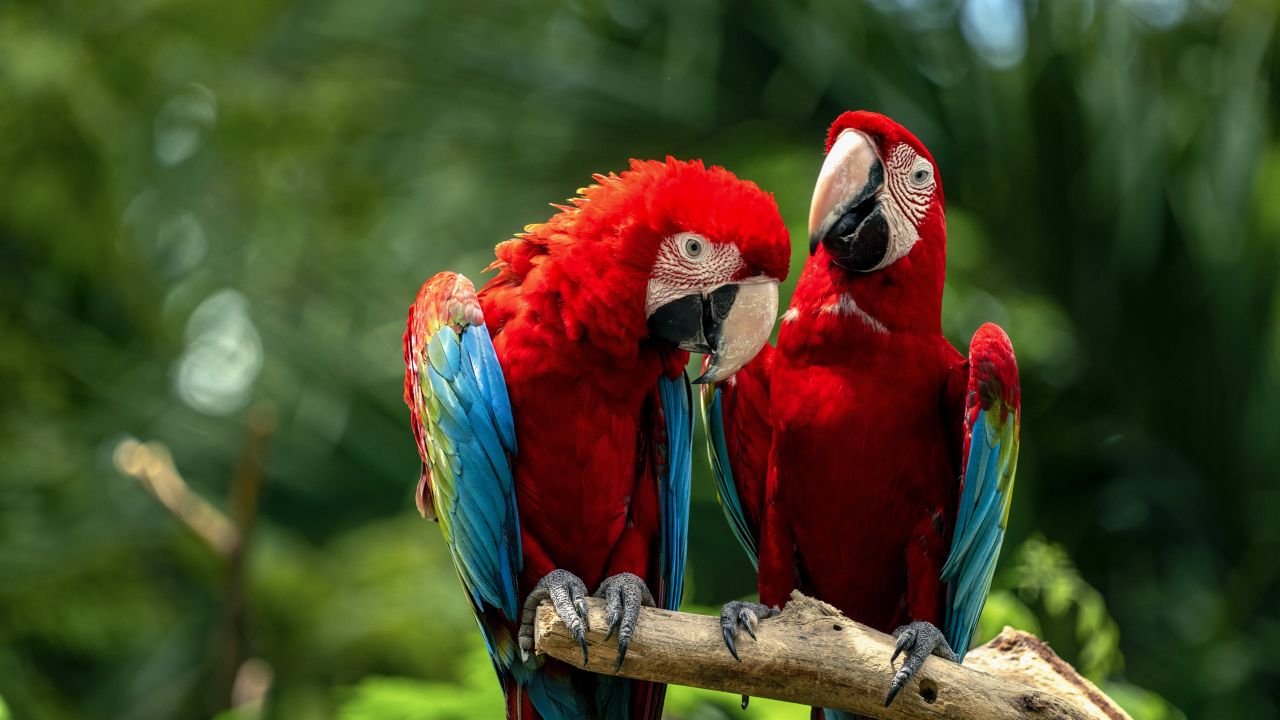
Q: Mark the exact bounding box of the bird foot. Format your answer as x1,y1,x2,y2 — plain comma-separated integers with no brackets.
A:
719,600,779,662
884,620,958,706
593,572,655,671
518,569,590,665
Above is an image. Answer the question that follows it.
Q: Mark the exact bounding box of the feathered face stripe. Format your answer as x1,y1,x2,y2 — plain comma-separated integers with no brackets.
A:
878,142,938,267
645,232,746,317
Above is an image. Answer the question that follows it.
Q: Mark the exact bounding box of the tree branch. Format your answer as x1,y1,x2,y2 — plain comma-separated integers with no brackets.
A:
534,591,1129,720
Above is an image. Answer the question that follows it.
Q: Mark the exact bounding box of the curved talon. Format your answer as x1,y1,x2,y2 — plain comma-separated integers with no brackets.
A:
739,608,758,640
884,621,957,707
723,625,741,662
718,600,778,662
593,572,654,672
885,667,913,706
518,569,591,665
891,627,915,663
615,636,632,672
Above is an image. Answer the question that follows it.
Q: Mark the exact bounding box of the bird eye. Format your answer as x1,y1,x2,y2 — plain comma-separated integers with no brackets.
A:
911,166,931,186
682,235,706,259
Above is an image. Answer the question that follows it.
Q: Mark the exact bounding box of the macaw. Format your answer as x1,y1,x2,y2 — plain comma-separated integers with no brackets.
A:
404,158,789,720
703,111,1021,715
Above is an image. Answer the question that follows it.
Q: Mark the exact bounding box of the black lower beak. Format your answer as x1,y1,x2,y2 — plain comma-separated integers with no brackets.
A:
648,284,740,354
811,156,890,272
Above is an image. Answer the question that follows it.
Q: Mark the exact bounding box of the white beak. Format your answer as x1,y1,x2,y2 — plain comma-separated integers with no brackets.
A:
694,278,779,384
808,129,879,251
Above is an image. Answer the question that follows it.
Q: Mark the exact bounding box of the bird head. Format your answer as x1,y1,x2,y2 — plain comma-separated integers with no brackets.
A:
495,157,789,383
804,111,947,333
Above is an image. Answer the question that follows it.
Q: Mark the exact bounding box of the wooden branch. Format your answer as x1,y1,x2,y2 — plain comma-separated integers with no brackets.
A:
966,630,1130,720
534,591,1129,720
113,437,239,556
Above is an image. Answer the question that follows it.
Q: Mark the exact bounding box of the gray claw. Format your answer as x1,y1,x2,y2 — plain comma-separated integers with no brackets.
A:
718,600,778,662
884,621,958,707
518,569,590,665
593,572,654,672
891,627,914,663
723,624,740,661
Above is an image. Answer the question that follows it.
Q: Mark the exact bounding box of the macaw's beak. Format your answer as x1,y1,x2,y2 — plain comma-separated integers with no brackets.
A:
808,129,890,272
647,278,779,384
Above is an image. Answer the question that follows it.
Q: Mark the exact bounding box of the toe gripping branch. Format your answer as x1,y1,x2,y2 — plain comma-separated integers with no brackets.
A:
595,572,655,671
520,569,590,664
719,600,780,662
518,570,656,671
885,621,959,707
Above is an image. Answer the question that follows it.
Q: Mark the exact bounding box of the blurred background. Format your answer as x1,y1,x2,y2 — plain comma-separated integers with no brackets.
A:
2,0,1278,718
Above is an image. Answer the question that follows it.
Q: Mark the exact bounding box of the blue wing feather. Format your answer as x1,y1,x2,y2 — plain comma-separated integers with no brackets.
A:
657,374,693,611
427,328,462,377
418,321,521,625
942,403,1020,655
465,327,517,452
701,386,759,568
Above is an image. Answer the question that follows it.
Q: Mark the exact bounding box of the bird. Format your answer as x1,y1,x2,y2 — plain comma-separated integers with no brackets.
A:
404,157,790,719
702,111,1021,717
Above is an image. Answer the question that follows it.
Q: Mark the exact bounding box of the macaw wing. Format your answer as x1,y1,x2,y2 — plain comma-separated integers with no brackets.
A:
698,346,773,568
404,272,521,629
941,323,1021,656
656,372,693,611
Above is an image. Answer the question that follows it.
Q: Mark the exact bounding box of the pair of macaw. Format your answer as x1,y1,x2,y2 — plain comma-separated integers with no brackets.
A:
403,112,1020,719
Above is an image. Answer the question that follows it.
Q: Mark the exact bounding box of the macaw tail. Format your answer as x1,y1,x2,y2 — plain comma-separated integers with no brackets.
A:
632,679,667,720
502,666,586,720
501,659,666,720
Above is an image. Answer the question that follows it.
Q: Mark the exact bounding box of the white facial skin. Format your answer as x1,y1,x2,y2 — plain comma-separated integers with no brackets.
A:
645,232,779,382
644,232,743,317
880,141,937,265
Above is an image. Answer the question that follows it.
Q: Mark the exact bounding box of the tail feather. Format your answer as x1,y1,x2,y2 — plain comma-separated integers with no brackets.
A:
501,665,665,720
817,709,867,720
631,680,667,720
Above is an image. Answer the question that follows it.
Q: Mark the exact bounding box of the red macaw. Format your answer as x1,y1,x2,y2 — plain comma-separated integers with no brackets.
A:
404,158,789,720
704,111,1021,715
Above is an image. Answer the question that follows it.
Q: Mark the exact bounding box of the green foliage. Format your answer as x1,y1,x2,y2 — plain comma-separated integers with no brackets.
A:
1008,535,1124,679
978,536,1187,720
337,646,501,720
1101,682,1188,720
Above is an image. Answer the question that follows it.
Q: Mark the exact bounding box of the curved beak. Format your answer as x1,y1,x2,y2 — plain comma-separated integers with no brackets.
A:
647,278,779,384
808,130,889,271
